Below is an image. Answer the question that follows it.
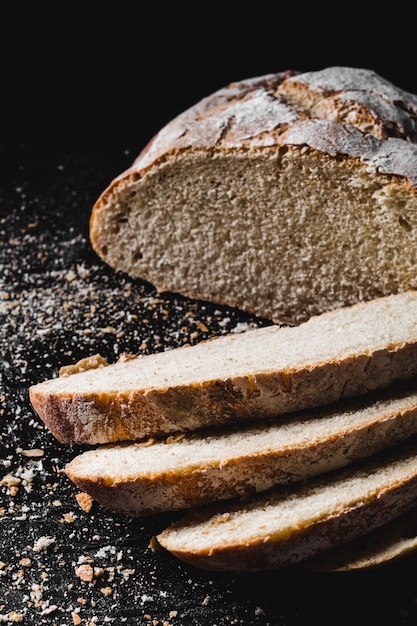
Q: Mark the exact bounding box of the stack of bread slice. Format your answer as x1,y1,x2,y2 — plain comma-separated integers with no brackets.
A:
30,291,417,571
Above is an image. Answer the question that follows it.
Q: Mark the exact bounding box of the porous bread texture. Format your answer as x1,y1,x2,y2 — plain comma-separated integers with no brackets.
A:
156,438,417,571
29,290,417,445
90,66,417,323
65,383,417,517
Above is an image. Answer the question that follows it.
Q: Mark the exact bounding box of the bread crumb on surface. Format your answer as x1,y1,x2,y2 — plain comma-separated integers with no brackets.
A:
76,491,94,512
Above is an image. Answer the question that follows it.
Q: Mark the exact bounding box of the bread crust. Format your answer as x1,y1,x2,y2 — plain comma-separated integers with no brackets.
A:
303,505,417,571
29,339,417,445
29,292,417,445
64,383,417,516
156,440,417,571
89,67,417,323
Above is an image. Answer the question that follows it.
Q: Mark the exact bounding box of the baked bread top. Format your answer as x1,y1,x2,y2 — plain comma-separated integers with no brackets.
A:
124,67,417,175
90,67,417,322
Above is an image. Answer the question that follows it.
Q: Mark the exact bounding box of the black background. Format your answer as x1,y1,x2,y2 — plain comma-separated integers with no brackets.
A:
3,7,416,150
2,6,417,625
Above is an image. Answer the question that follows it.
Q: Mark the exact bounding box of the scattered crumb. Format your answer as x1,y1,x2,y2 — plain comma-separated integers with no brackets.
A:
59,353,109,377
149,536,160,552
76,492,94,512
100,586,112,596
72,611,82,625
75,564,95,582
20,448,44,457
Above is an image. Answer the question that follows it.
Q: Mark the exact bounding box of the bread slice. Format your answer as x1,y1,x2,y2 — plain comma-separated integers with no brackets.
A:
29,291,417,445
302,505,417,571
89,66,417,323
65,382,417,516
156,437,417,572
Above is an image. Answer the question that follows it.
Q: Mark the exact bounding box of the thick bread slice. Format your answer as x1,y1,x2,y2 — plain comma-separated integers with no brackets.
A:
156,437,417,572
65,383,417,516
89,66,417,323
30,291,417,444
303,505,417,571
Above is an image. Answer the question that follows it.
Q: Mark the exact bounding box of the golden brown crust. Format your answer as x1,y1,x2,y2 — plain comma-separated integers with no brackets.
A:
160,489,415,572
156,443,417,571
303,505,417,571
29,337,417,445
64,383,417,517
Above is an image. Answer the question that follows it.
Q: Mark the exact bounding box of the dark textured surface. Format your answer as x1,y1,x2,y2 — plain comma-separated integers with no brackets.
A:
2,140,417,625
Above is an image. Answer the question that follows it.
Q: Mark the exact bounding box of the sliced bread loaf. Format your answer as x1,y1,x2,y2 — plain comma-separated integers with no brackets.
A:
65,382,417,516
29,291,417,444
156,437,417,572
303,505,417,571
89,66,417,323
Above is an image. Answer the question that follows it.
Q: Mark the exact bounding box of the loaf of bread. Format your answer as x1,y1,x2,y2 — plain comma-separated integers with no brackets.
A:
65,382,417,516
29,291,417,445
156,437,417,571
89,66,417,323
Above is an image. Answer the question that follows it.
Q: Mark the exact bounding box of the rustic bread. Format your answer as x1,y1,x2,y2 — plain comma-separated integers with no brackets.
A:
89,66,417,323
65,382,417,516
30,291,417,445
156,437,417,572
303,505,417,571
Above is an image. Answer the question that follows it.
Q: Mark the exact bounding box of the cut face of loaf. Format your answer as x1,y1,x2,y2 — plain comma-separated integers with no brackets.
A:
156,437,417,572
89,66,417,323
65,382,417,517
29,291,417,445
